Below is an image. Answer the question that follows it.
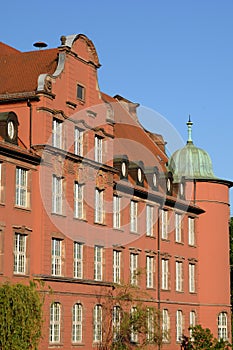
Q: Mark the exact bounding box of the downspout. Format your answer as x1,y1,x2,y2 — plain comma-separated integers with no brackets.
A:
157,204,161,350
193,179,196,205
27,99,32,150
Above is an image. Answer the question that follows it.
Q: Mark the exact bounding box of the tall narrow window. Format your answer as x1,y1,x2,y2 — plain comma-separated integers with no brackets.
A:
15,167,29,207
95,135,103,163
130,200,138,233
51,238,62,276
147,308,154,341
146,205,154,236
50,302,61,343
113,195,121,229
176,310,183,342
52,175,63,214
189,263,196,293
130,307,138,343
14,233,26,274
130,253,138,285
189,311,196,339
94,246,103,281
77,84,85,101
161,209,168,239
113,250,121,284
95,189,104,224
113,306,121,341
161,259,169,290
93,305,102,343
74,242,83,279
74,127,83,156
146,256,154,288
188,217,195,246
218,312,227,340
74,182,84,219
175,261,183,292
175,213,182,242
72,303,83,343
52,118,62,149
162,309,170,342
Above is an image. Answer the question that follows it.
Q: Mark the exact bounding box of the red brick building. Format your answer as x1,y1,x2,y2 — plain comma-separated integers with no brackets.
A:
0,34,231,349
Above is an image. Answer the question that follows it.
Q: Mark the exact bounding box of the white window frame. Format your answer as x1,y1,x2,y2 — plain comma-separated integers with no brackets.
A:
94,135,103,163
72,303,83,343
113,306,121,341
218,312,228,341
14,233,27,274
175,213,182,242
130,200,138,233
74,182,84,219
146,205,154,236
161,209,168,239
147,308,154,342
74,127,84,156
113,250,121,284
189,263,196,293
146,256,154,288
95,189,104,224
52,175,63,214
162,309,170,343
176,310,183,342
52,118,62,149
15,167,28,208
113,195,121,229
94,246,103,281
130,307,138,343
176,261,183,292
93,305,102,343
50,302,61,343
188,217,195,246
51,238,62,276
161,259,169,290
74,242,83,279
189,310,196,339
130,253,138,285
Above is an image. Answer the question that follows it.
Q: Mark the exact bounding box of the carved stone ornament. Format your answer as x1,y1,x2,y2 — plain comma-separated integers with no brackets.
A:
53,155,64,177
76,165,88,183
44,77,52,93
96,170,107,190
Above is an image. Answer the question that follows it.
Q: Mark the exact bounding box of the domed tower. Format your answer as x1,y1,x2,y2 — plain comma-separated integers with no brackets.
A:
169,118,232,340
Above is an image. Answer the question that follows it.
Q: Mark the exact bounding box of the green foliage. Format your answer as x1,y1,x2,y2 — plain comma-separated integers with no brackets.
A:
0,281,43,350
185,325,231,350
97,283,163,350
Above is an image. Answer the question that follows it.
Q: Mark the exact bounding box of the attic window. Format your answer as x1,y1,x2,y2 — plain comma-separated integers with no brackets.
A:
77,84,85,101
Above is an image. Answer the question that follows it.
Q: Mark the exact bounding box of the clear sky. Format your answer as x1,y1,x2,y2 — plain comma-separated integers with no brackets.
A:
1,0,233,211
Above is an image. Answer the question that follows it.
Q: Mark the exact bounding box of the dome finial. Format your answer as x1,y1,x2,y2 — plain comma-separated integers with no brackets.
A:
187,115,193,144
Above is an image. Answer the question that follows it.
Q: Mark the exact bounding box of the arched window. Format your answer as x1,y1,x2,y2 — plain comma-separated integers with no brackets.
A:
176,310,183,342
112,306,121,341
93,305,102,342
50,302,61,343
72,303,83,343
162,309,170,342
218,312,227,340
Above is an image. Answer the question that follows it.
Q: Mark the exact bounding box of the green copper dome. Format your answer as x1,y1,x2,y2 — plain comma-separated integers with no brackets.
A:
168,119,216,182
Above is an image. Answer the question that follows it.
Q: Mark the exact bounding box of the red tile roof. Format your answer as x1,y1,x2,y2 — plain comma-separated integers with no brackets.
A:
0,45,58,94
100,92,167,168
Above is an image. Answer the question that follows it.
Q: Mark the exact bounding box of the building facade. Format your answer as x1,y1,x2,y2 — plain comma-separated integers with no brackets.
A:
0,34,231,349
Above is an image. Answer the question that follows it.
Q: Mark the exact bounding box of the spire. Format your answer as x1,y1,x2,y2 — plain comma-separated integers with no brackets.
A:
187,115,193,144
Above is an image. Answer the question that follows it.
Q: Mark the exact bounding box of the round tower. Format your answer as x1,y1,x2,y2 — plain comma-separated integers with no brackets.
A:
169,119,232,340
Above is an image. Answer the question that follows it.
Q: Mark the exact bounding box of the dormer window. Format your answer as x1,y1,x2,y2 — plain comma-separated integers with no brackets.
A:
77,84,85,101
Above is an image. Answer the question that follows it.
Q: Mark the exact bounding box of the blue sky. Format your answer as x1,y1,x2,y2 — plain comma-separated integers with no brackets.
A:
1,0,233,210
